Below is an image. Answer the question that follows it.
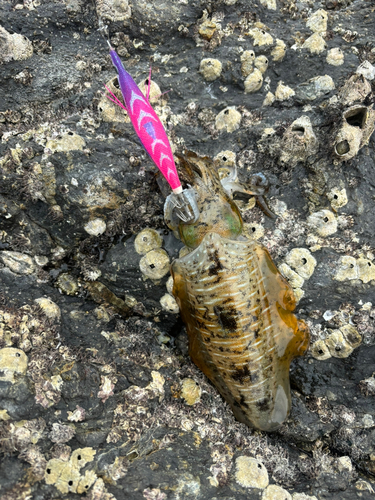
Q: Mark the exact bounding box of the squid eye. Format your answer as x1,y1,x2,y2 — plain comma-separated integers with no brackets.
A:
250,173,270,194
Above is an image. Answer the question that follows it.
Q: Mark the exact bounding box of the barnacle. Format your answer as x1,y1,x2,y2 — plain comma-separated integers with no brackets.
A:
0,26,33,63
326,48,344,66
339,74,372,107
271,39,286,61
214,150,236,168
259,0,276,10
96,0,131,22
306,9,328,33
244,69,263,93
334,105,375,161
0,348,28,382
34,298,61,320
335,456,353,472
325,330,354,358
299,75,335,101
311,340,332,360
159,293,179,314
284,248,317,280
263,92,275,106
235,456,269,489
243,222,264,241
84,218,107,237
333,256,358,281
262,485,292,500
279,116,318,166
327,187,348,211
302,33,326,54
56,273,79,296
356,60,375,81
307,210,337,237
254,55,269,74
99,77,129,123
134,228,163,255
240,50,255,77
215,107,242,133
181,378,201,405
199,58,222,82
139,249,170,280
357,258,375,283
248,28,273,46
46,132,86,153
0,251,35,275
166,275,174,295
275,81,295,101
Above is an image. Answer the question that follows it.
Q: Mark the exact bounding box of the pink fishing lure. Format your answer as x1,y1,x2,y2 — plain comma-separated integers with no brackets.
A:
108,46,182,193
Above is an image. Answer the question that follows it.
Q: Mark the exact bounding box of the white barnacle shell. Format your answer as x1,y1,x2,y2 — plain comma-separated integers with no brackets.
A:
215,107,242,132
326,48,344,66
307,210,337,237
84,218,106,236
275,81,295,101
284,248,317,280
306,9,328,33
235,456,269,489
271,39,286,62
241,50,255,77
134,228,163,255
327,188,348,210
311,340,332,360
244,68,263,93
199,58,222,82
254,55,269,74
34,298,61,320
0,348,28,383
262,485,292,500
325,330,354,358
333,256,358,281
160,293,179,314
139,249,170,280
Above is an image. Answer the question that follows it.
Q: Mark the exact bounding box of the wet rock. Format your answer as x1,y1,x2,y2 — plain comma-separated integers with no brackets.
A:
1,0,375,498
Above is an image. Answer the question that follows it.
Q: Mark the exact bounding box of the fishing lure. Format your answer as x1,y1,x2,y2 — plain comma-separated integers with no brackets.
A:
106,43,198,223
165,151,310,431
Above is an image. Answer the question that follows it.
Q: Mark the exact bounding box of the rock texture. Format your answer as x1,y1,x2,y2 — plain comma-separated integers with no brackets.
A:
0,0,375,499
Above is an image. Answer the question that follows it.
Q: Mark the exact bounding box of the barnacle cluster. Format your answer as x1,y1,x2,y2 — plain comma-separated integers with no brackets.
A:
279,248,317,302
301,10,328,55
334,256,375,283
311,310,362,360
44,447,97,494
333,67,375,161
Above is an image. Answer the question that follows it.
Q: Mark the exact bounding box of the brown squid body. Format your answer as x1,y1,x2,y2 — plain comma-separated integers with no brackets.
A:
166,151,309,431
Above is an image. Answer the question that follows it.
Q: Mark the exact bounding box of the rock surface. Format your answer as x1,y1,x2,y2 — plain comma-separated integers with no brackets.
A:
0,0,375,499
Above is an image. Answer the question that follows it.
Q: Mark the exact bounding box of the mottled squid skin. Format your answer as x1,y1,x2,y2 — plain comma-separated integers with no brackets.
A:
168,152,309,431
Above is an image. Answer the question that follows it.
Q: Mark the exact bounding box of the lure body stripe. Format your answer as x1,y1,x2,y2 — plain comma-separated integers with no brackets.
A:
166,151,309,432
109,49,182,192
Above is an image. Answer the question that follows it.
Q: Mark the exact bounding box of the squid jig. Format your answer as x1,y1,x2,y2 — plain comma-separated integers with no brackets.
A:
106,43,198,224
